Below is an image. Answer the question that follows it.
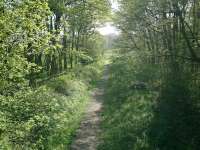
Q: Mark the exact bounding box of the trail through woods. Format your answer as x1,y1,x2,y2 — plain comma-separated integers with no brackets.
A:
70,65,109,150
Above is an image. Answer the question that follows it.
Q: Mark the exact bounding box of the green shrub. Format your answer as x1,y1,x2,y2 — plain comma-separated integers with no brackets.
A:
0,88,56,149
0,60,104,149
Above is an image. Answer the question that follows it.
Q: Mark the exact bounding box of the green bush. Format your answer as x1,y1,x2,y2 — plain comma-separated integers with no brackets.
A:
0,61,104,149
0,88,56,149
0,77,89,149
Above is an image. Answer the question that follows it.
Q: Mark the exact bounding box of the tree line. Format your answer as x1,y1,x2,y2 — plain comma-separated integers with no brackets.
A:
0,0,110,149
0,0,110,93
104,0,200,149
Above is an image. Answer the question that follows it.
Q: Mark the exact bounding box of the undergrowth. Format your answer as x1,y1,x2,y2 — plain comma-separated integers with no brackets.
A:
0,61,103,149
98,53,200,150
98,54,158,150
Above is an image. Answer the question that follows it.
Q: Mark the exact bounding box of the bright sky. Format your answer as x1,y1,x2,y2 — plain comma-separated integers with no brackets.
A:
111,0,119,11
97,1,119,36
97,22,119,36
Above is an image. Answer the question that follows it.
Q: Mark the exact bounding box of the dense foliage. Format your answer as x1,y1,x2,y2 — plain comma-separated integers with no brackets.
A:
1,0,200,149
0,61,103,149
99,53,157,150
99,0,200,150
0,0,109,90
0,0,108,149
99,51,200,150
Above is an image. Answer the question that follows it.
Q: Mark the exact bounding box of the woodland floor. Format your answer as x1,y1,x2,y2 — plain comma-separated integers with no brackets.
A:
70,65,109,150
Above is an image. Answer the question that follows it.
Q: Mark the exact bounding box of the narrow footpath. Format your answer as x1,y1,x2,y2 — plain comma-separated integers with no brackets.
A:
70,66,109,150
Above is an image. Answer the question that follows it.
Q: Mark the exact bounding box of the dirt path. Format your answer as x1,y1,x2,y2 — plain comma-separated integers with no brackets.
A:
70,66,109,150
